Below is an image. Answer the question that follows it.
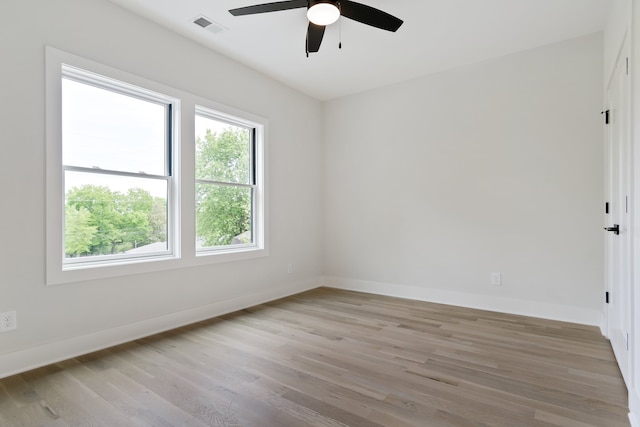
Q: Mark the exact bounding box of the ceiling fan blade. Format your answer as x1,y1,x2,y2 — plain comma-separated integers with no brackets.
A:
229,0,307,16
306,23,325,53
339,0,403,32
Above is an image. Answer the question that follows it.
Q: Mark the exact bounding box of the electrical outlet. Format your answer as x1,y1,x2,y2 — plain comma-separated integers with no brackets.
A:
491,272,502,286
0,311,17,332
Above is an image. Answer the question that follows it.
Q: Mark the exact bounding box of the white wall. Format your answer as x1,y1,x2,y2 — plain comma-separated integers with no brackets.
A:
323,33,604,325
0,0,324,377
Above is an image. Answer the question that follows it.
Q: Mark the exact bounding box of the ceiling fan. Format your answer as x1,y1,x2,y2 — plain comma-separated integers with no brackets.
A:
229,0,403,56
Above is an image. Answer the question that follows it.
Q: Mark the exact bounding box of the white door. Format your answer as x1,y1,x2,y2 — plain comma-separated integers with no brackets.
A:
605,37,631,387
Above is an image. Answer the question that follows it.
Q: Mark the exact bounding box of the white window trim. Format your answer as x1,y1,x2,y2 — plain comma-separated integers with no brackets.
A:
194,106,264,255
45,47,269,285
61,65,178,268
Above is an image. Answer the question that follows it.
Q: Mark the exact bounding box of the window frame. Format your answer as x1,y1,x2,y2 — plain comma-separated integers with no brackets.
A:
194,107,260,254
46,47,268,286
61,65,176,267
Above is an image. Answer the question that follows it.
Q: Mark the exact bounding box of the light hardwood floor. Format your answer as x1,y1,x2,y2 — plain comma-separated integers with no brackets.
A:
0,288,630,427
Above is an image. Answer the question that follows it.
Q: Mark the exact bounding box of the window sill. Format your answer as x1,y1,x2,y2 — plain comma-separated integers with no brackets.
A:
47,247,268,286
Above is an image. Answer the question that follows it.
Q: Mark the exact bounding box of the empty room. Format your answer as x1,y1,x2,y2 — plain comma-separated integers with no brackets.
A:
0,0,639,426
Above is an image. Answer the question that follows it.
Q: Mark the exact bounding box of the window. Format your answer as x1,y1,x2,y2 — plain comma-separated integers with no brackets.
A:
62,67,174,265
46,47,267,285
195,109,256,252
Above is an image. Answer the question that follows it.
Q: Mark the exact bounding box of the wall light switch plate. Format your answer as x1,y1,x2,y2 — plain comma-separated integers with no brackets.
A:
0,311,17,332
491,273,502,286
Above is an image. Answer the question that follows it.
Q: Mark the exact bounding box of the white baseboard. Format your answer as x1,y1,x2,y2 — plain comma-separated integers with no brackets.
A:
0,275,605,379
0,278,322,379
630,388,640,427
324,276,601,326
600,314,608,338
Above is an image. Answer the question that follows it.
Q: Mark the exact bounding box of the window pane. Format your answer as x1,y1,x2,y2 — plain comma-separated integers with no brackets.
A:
195,114,252,184
62,78,168,175
64,171,168,258
196,183,252,248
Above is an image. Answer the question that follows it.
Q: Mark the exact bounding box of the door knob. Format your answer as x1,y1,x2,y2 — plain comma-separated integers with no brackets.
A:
604,224,620,235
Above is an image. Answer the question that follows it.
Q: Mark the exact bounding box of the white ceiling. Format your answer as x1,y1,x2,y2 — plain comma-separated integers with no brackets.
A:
107,0,613,100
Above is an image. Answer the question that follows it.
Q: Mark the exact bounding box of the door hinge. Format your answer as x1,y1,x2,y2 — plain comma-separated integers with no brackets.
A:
605,291,610,304
602,109,610,124
626,57,629,75
605,202,609,214
627,333,630,351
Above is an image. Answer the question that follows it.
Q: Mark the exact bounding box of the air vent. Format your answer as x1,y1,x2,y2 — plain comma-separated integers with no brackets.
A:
193,15,227,34
193,16,212,28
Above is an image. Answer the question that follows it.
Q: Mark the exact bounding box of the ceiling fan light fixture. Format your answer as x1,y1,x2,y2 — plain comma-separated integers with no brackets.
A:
307,1,340,26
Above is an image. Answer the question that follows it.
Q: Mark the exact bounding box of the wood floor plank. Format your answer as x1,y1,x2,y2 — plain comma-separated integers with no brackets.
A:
0,288,630,426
